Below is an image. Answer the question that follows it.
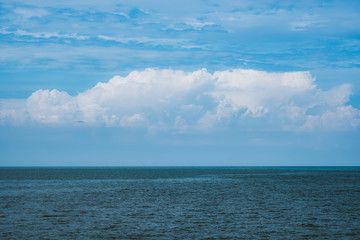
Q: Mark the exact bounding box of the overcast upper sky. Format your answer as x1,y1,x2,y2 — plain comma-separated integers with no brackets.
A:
1,0,360,166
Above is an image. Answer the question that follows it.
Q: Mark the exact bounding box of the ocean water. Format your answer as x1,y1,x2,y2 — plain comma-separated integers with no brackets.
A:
0,167,359,239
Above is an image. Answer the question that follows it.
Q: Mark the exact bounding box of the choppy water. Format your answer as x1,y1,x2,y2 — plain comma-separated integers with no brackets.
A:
1,167,359,239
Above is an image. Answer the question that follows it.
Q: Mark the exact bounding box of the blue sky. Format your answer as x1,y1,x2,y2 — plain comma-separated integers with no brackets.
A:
1,0,360,166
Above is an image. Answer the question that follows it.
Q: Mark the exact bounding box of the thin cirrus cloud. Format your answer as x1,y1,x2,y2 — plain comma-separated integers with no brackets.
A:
0,28,90,41
0,68,359,131
1,1,360,72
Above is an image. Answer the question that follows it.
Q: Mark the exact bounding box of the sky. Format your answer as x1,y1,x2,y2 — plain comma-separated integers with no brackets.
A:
0,0,360,166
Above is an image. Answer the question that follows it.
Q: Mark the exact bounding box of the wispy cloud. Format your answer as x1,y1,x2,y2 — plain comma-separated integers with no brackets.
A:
165,18,215,31
0,28,90,40
1,1,359,71
14,7,49,19
97,35,188,47
1,68,359,131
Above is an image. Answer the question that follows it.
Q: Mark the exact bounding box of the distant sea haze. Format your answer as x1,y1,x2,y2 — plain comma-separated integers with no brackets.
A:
1,167,359,239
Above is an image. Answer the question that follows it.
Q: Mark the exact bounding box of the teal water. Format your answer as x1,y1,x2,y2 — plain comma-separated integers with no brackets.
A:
1,167,359,239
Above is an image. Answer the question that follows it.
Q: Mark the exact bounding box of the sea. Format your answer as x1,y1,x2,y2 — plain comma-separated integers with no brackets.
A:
0,167,359,239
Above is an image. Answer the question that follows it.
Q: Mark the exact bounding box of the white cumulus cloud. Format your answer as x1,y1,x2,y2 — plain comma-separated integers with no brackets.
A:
0,68,359,131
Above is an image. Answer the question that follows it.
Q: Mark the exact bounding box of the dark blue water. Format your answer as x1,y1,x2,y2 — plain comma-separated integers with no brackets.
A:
1,167,359,239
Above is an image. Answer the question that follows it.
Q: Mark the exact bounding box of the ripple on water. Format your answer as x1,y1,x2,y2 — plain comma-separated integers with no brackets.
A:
0,167,360,239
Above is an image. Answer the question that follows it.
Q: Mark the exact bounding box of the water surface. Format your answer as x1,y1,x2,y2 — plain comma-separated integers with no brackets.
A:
1,167,359,239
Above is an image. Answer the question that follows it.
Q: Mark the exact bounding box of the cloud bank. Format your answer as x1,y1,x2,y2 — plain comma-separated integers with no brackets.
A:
1,68,359,131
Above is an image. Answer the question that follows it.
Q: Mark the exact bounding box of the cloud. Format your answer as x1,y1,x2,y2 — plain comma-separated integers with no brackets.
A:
97,35,187,47
0,28,90,40
2,1,360,72
300,105,360,131
1,68,359,131
166,18,215,31
26,89,76,124
0,99,28,126
14,8,49,19
197,70,317,129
